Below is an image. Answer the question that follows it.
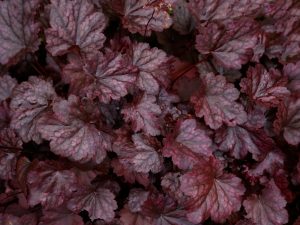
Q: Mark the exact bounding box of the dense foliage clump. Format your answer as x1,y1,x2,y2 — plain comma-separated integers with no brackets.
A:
0,0,299,225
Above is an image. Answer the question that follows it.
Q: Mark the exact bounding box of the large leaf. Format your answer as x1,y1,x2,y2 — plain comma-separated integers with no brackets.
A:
132,42,171,94
113,134,163,173
27,161,79,209
67,187,117,222
243,179,288,225
163,119,213,169
0,0,41,65
38,95,111,163
195,19,260,69
63,51,137,103
215,125,274,160
10,77,57,143
191,72,247,130
46,0,107,56
240,64,290,107
180,158,245,223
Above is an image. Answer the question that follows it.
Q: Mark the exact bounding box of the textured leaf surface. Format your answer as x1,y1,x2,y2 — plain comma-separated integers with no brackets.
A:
46,0,107,56
10,77,57,143
27,161,78,209
63,51,137,103
243,180,288,225
180,158,245,223
240,64,290,107
38,95,111,163
191,73,247,130
274,97,300,145
215,126,274,160
122,0,173,36
132,42,170,94
188,0,264,22
67,187,117,222
113,134,163,173
0,75,17,102
122,94,162,136
0,0,40,64
163,119,212,169
196,19,259,69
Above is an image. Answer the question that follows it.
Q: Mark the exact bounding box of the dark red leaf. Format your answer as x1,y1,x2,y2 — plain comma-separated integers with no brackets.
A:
67,187,117,222
215,125,274,160
122,94,162,136
122,0,173,36
249,150,284,177
63,51,137,103
191,73,247,130
180,158,245,223
240,64,290,107
10,77,57,143
131,42,171,95
111,159,150,187
188,0,264,23
274,97,300,145
46,0,107,57
27,160,79,209
243,179,288,225
0,128,22,180
113,134,163,173
0,0,41,65
195,19,260,69
163,118,213,169
38,95,111,163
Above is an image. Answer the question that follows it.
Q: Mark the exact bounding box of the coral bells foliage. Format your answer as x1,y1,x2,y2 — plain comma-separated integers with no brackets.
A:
1,1,300,225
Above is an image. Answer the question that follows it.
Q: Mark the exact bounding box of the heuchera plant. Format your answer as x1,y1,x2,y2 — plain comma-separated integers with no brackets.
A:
0,0,300,225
